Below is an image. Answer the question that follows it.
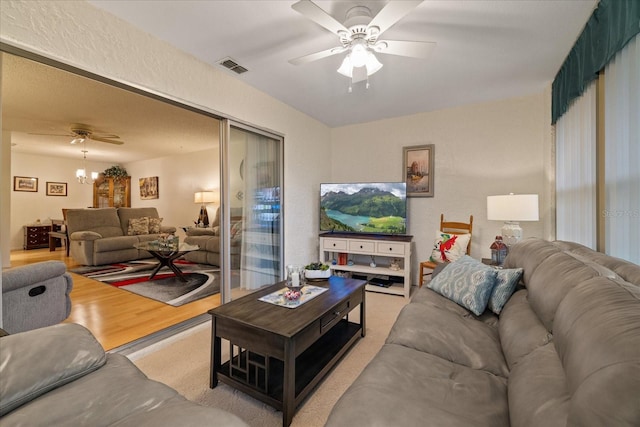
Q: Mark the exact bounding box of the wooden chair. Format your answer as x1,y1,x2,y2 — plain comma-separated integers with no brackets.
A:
419,214,473,287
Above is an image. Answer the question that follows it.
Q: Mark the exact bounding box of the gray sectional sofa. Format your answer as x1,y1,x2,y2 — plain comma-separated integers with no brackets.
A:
0,323,248,426
66,207,176,266
326,238,640,426
1,261,73,334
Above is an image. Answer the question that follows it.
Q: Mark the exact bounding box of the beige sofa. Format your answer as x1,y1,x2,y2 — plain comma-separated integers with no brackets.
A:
66,207,176,266
183,207,242,268
326,238,640,426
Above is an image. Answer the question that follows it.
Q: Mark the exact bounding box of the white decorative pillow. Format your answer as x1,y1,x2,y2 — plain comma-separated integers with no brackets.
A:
128,217,150,235
429,231,471,263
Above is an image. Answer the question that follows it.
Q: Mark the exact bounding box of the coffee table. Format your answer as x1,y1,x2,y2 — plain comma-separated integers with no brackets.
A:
134,241,199,282
209,276,366,427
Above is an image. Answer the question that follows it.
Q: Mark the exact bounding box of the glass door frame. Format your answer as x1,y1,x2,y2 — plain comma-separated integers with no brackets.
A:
219,118,284,303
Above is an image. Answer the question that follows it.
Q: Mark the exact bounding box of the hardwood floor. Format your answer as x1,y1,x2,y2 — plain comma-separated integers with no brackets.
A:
9,247,224,351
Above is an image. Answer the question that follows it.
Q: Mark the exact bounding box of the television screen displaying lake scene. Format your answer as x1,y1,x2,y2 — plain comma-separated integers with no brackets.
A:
320,182,407,234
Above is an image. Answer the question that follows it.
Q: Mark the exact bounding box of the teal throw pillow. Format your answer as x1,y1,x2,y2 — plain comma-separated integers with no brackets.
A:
488,268,523,315
427,255,498,316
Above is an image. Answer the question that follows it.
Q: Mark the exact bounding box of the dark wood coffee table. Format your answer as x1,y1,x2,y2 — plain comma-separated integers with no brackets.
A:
209,276,366,427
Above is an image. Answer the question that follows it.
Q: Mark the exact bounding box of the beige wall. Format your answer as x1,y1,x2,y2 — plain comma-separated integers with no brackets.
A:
331,92,553,278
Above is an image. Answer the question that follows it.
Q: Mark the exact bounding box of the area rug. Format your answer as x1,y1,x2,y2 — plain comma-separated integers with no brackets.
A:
71,260,220,307
132,291,409,426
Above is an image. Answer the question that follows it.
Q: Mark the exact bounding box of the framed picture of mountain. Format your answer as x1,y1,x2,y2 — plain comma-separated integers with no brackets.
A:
403,144,434,197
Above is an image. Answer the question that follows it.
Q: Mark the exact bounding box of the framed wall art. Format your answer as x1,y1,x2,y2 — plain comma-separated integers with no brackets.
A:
13,176,38,192
46,181,67,196
402,144,435,197
139,176,159,200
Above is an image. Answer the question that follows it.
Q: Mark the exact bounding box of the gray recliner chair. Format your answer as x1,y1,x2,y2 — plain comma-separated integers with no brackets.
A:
1,261,73,334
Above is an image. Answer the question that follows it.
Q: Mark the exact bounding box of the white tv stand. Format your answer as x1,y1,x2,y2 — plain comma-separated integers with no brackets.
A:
319,232,413,299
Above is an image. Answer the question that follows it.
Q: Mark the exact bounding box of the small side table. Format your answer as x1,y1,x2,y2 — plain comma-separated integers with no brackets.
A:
49,231,69,256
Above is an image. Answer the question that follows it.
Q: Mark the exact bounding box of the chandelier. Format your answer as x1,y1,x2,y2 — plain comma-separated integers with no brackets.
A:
76,141,98,184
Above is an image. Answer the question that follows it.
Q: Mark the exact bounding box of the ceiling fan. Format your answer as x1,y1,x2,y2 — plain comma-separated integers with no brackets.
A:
30,123,125,145
289,0,435,86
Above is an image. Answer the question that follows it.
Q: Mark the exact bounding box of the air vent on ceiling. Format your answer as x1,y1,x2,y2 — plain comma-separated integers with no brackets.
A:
218,57,248,74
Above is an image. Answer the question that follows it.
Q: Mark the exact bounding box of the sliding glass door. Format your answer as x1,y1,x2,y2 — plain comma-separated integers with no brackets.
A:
220,120,283,302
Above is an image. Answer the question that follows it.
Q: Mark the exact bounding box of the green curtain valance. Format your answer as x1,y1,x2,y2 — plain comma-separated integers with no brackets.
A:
551,0,640,124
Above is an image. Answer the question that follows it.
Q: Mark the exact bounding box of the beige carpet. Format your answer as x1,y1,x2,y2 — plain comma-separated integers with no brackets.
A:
132,290,409,427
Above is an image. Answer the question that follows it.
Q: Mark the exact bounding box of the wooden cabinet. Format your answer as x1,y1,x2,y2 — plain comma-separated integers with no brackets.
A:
319,232,413,299
93,176,131,208
23,224,51,250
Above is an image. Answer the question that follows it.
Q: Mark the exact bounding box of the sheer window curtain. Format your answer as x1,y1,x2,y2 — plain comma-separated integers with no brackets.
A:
604,34,640,264
555,82,597,248
240,132,281,290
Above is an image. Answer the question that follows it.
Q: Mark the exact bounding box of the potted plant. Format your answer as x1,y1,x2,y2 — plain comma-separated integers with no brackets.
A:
304,262,331,279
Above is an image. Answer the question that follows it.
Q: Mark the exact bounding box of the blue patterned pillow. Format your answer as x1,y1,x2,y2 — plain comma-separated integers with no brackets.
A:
488,268,523,315
427,255,498,315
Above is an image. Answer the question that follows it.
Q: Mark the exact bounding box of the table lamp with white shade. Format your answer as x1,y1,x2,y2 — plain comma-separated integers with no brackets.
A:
487,193,539,246
194,191,217,227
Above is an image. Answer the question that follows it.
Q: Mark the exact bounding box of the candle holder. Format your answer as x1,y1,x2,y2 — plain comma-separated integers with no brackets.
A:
286,265,306,291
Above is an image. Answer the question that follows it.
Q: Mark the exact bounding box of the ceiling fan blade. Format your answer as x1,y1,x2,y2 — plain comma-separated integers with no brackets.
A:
289,46,347,65
374,40,436,58
291,0,349,35
368,1,423,36
90,135,124,145
28,132,73,137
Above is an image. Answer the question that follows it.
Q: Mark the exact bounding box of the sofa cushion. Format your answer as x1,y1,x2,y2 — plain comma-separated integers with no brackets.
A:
325,343,509,427
427,255,498,315
553,277,640,426
498,289,552,369
65,208,123,238
117,207,161,235
487,267,523,315
93,235,140,252
128,217,150,235
507,342,570,427
0,323,106,416
387,302,509,377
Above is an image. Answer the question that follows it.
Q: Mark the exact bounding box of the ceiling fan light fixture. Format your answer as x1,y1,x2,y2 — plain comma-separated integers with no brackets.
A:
365,51,383,76
337,54,353,77
351,39,370,67
71,137,85,145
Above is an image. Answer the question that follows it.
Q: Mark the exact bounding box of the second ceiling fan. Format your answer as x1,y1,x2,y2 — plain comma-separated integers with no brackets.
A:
289,0,435,85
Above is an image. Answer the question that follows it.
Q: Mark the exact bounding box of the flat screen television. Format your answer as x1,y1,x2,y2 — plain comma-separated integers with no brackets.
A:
320,182,407,235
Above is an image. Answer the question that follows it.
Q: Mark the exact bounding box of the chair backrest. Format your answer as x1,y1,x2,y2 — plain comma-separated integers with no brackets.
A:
439,214,473,255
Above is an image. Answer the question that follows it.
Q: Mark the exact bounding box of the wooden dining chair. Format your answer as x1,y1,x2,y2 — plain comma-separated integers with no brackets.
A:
419,214,473,287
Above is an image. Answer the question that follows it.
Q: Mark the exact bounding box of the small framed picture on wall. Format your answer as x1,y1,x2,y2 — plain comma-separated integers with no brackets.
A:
402,144,435,197
13,176,38,192
46,181,68,196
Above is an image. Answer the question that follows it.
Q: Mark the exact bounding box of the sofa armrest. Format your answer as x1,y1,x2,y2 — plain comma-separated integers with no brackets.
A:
1,261,67,293
0,324,106,416
160,225,177,234
70,230,102,241
186,227,218,236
